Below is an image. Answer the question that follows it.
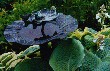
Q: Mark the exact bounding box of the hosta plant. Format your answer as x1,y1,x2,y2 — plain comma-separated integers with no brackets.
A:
0,3,110,71
0,27,110,71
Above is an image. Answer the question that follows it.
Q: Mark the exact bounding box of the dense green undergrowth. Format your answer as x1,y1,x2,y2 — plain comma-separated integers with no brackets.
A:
0,27,110,71
0,0,110,71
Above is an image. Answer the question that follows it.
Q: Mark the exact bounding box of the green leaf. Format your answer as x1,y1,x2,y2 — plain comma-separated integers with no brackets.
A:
96,38,110,59
6,59,22,71
1,54,13,66
81,34,96,49
17,45,40,58
6,55,18,69
49,38,85,71
96,48,110,59
14,58,53,71
88,28,97,34
100,28,110,36
94,62,110,71
0,52,13,61
103,56,110,62
102,51,110,62
80,50,101,71
103,38,110,47
0,63,5,71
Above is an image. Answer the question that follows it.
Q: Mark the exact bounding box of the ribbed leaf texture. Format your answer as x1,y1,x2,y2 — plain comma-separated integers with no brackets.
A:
14,58,53,71
81,34,96,49
0,45,40,71
93,62,110,71
49,38,85,71
96,38,110,59
79,50,101,71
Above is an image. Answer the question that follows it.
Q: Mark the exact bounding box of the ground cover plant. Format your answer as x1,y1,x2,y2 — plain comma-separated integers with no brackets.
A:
0,0,110,71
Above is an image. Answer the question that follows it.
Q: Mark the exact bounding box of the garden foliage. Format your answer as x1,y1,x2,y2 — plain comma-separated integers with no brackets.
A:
0,27,110,71
0,0,110,71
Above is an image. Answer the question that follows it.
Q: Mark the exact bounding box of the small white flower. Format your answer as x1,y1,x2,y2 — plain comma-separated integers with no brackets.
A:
93,38,98,43
96,13,100,19
105,13,110,18
96,4,110,26
99,45,104,50
100,40,104,43
98,18,101,23
101,42,105,46
108,15,110,18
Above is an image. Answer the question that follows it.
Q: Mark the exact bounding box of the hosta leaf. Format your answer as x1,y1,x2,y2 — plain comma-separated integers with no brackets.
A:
6,55,18,69
103,38,110,47
96,38,110,59
81,34,96,49
17,45,40,58
6,59,22,71
14,58,53,71
102,51,110,62
80,50,101,71
88,28,97,34
96,49,109,59
1,54,13,66
93,62,110,71
0,68,4,71
49,38,85,71
0,63,5,71
100,28,110,36
0,52,12,61
103,56,110,62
